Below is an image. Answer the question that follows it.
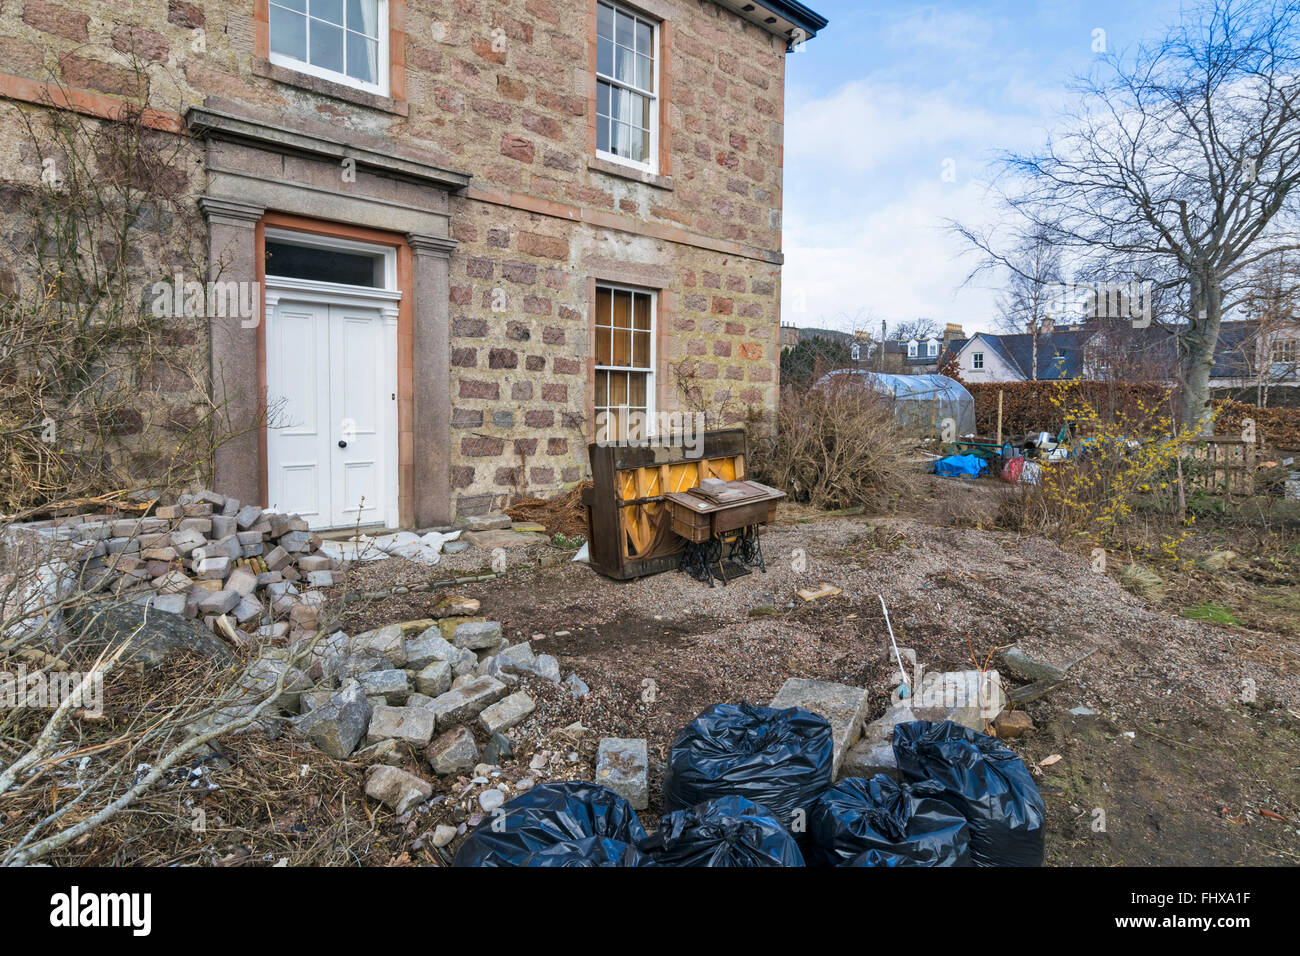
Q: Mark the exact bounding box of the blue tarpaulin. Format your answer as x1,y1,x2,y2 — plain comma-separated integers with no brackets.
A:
935,454,987,479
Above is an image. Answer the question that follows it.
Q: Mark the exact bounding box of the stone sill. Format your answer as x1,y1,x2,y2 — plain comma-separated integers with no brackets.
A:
587,155,674,190
252,59,409,117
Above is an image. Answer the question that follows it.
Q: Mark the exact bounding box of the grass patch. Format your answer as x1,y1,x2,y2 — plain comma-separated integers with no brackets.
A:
747,605,779,618
1182,602,1242,625
1118,562,1164,600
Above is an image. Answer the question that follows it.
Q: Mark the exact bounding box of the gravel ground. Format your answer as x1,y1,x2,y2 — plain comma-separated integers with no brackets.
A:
330,495,1300,863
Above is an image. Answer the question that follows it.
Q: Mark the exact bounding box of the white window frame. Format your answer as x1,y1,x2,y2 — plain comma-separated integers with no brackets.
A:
972,351,985,370
907,339,918,358
594,282,657,441
926,339,939,357
1270,338,1298,365
268,0,391,97
595,1,660,174
265,227,398,291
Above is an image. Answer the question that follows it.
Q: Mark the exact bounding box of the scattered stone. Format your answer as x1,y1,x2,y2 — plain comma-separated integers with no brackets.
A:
492,640,536,674
464,529,545,550
479,789,505,813
367,704,435,746
66,603,233,670
351,624,406,666
565,673,590,698
431,824,457,848
364,765,432,814
595,738,649,810
426,676,509,729
478,691,536,734
426,726,479,775
1002,647,1067,683
841,739,902,780
357,669,412,705
430,594,480,618
405,630,456,668
483,732,513,765
993,710,1036,738
458,513,511,532
294,679,371,758
452,620,503,651
197,589,240,615
416,660,453,697
513,652,561,683
239,654,312,712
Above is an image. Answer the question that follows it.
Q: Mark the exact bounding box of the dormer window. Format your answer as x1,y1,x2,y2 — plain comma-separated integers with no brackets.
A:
907,339,918,358
926,339,939,357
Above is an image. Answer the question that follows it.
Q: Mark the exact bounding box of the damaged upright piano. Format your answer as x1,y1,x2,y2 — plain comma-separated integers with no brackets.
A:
581,428,784,585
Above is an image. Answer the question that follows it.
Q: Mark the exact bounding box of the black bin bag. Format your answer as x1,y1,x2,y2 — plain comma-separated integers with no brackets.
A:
639,795,805,866
521,836,651,867
453,781,647,867
892,720,1046,866
663,702,834,828
807,774,971,867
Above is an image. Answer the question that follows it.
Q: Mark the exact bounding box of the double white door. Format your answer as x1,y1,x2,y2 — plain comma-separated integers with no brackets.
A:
266,297,395,529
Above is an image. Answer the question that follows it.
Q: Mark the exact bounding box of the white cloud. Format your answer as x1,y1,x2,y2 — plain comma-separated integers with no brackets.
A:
785,79,1012,176
782,177,1003,335
780,67,1059,336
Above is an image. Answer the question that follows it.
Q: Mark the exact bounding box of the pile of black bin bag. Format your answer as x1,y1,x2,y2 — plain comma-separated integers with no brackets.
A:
454,704,1045,867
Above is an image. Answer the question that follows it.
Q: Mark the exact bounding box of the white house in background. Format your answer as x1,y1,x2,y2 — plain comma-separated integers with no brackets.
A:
948,331,1078,383
949,320,1300,393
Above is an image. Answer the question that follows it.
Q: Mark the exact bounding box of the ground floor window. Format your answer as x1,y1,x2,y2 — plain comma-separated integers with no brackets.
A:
594,283,655,441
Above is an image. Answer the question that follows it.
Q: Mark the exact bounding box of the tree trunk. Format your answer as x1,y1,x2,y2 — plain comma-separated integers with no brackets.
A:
1181,270,1222,435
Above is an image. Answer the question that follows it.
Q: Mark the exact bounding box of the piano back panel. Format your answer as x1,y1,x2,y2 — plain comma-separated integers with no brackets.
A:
584,429,747,579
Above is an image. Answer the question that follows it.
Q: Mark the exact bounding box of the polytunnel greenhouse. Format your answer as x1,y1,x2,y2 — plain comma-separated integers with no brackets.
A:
813,370,977,438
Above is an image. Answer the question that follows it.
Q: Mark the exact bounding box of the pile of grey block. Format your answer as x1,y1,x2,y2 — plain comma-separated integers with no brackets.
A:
6,489,342,644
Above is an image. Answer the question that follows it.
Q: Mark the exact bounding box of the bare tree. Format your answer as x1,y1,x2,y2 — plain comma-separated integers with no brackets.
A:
889,317,941,342
955,0,1300,431
1237,251,1300,403
994,229,1065,380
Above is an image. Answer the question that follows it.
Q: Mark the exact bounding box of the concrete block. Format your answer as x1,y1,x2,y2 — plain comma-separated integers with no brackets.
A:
769,677,870,776
596,738,649,810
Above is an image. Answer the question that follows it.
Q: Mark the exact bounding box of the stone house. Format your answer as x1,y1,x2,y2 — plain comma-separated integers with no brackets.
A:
0,0,827,529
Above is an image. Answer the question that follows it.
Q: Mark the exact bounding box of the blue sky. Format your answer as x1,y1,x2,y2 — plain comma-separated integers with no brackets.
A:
781,0,1189,337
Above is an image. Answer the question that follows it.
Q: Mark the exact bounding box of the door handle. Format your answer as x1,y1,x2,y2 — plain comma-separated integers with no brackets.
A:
338,440,348,448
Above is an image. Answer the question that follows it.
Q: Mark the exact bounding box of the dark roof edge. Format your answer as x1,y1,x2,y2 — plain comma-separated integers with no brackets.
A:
758,0,829,37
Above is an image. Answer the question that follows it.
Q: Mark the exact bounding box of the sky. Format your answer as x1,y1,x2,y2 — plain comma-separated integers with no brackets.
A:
780,0,1190,338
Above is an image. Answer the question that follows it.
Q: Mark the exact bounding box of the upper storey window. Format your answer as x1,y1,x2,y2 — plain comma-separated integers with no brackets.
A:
596,1,658,172
269,0,389,96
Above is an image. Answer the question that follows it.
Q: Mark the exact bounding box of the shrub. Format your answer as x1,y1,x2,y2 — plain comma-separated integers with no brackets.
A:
997,384,1202,549
751,377,918,511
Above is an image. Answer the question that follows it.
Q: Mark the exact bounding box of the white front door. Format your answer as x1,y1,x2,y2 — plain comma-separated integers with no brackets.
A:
267,296,395,529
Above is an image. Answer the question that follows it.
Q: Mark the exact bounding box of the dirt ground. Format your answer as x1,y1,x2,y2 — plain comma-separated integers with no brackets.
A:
339,477,1300,865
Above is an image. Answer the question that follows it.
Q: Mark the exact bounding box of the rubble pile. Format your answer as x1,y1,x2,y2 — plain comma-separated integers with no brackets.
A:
2,489,460,646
